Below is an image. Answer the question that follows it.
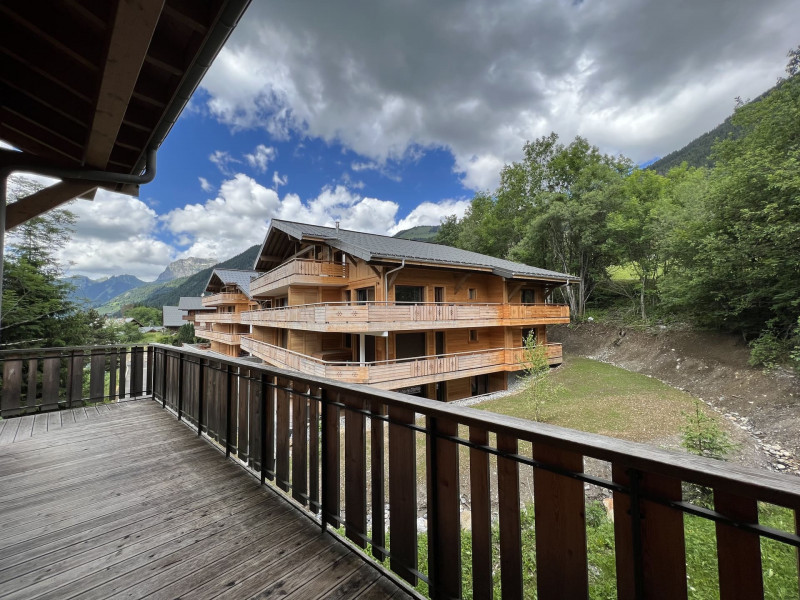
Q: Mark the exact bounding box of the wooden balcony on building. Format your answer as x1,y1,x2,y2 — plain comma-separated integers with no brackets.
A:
4,343,799,599
241,337,561,389
195,329,243,346
195,312,244,325
250,259,349,297
201,292,251,307
242,301,570,331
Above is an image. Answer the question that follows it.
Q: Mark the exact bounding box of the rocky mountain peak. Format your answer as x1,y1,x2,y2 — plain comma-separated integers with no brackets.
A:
155,257,217,283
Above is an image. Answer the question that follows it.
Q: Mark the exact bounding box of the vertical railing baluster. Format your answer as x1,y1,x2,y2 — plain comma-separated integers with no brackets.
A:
497,433,522,598
388,404,418,586
532,445,588,598
197,357,205,436
322,388,340,529
118,347,127,399
275,376,290,492
225,364,233,457
344,392,366,548
370,400,386,560
260,372,267,485
292,381,308,506
146,346,153,397
177,352,185,420
469,426,492,599
109,349,117,402
309,385,320,515
427,416,461,599
714,491,764,598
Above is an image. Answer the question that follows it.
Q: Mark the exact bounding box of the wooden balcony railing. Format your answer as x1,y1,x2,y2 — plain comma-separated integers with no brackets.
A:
195,329,243,345
201,292,250,307
195,312,242,324
145,344,800,599
241,337,562,388
250,259,349,297
241,301,570,331
0,345,149,417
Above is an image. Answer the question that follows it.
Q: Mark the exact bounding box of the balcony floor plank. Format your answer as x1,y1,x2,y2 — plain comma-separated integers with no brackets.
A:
0,399,411,600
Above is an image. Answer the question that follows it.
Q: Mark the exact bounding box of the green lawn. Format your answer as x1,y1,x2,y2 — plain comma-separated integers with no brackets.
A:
477,356,706,444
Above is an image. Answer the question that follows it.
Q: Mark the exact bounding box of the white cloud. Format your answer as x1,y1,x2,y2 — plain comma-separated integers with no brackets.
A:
201,0,797,190
55,191,174,281
209,150,240,175
244,144,277,172
272,170,288,191
388,199,471,235
198,177,214,192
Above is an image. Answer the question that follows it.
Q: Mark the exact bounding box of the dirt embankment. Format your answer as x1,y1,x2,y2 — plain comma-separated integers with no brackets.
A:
550,323,800,473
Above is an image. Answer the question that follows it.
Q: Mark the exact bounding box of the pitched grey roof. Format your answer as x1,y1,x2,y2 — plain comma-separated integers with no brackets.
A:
178,296,213,311
162,306,187,328
203,269,261,298
268,220,578,282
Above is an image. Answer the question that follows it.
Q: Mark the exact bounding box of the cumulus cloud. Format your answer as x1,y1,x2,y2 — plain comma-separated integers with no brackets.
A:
55,191,174,281
162,170,470,260
244,144,277,172
200,0,797,190
388,199,471,235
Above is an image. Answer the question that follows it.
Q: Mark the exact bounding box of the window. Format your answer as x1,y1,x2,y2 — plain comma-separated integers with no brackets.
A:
356,287,375,304
434,286,445,303
469,329,478,343
344,334,352,348
395,285,424,304
468,288,477,300
522,328,537,345
521,289,535,304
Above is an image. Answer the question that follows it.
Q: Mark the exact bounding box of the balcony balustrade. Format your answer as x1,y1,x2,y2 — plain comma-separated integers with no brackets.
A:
3,343,799,599
195,329,243,345
240,337,561,389
201,292,250,307
195,312,243,324
242,301,570,331
250,259,349,297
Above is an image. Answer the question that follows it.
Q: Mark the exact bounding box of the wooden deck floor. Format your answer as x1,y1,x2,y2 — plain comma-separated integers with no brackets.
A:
0,400,412,600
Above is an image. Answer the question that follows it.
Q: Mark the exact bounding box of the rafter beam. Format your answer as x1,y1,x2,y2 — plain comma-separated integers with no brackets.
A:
6,180,98,230
454,273,471,294
84,0,164,168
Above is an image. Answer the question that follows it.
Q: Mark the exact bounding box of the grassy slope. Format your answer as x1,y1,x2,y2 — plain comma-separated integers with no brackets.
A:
477,356,700,443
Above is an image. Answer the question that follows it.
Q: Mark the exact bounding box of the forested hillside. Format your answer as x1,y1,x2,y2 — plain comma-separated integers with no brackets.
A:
437,54,800,369
98,244,260,313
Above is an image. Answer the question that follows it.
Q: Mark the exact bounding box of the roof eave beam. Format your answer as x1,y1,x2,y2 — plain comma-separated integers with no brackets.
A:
6,180,98,230
84,0,165,168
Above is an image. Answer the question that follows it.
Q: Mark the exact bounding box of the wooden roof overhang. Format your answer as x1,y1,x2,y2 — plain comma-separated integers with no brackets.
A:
0,0,251,229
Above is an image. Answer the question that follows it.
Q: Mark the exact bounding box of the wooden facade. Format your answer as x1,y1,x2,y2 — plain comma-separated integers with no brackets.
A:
193,272,259,358
235,221,576,401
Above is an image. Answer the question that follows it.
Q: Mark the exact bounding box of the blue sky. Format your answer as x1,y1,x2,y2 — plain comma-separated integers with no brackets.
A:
10,0,795,281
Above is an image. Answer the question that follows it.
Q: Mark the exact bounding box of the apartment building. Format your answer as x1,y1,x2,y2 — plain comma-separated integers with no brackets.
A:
239,220,577,401
194,269,260,357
